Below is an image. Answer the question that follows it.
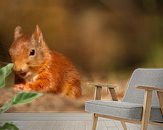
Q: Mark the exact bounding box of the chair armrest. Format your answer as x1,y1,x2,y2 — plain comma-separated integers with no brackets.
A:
137,86,163,92
87,82,116,89
137,86,163,117
137,86,163,119
87,82,118,101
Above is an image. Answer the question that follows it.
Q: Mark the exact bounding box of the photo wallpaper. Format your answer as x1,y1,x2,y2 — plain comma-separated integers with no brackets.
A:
0,0,163,112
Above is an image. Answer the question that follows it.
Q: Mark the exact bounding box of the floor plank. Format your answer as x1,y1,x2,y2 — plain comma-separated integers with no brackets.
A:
0,113,140,130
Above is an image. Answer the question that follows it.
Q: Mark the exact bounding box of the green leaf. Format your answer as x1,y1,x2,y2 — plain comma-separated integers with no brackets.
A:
0,63,13,88
0,92,43,114
0,101,12,114
11,92,43,105
0,123,19,130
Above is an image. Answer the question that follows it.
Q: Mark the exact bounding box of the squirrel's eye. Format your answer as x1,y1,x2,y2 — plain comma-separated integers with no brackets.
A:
29,49,35,56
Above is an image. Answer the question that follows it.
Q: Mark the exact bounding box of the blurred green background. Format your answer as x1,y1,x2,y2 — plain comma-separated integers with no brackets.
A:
0,0,163,79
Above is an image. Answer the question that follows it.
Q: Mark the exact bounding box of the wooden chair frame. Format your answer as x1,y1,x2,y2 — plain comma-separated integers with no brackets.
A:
88,83,163,130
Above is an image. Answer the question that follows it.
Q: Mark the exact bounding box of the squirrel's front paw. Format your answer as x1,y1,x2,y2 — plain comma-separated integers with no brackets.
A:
14,84,25,91
23,86,32,91
14,84,32,91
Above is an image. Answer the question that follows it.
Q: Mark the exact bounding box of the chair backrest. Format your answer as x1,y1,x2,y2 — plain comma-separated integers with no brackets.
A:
123,68,163,107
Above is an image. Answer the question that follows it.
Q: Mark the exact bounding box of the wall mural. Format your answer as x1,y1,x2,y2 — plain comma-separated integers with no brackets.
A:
0,0,163,112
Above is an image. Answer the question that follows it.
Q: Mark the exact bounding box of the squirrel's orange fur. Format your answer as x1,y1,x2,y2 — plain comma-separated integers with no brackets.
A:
9,25,82,99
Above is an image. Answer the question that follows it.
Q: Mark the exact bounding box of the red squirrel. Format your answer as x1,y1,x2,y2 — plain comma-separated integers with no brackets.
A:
9,25,82,99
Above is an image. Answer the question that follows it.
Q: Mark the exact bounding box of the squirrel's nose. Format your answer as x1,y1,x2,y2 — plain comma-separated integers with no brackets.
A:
14,68,24,74
13,65,18,72
13,65,26,74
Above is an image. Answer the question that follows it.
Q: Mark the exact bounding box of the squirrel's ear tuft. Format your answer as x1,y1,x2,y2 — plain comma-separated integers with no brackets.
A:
32,25,44,43
14,26,23,40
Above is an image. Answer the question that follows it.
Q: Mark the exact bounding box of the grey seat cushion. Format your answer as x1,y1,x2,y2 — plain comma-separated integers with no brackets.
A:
85,100,163,122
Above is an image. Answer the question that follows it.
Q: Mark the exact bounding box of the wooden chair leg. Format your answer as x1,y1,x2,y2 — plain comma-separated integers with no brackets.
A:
141,90,152,130
92,86,101,130
157,91,163,114
121,121,127,130
92,113,98,130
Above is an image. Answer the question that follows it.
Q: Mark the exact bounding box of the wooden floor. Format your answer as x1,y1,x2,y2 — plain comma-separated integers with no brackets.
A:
0,113,141,130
